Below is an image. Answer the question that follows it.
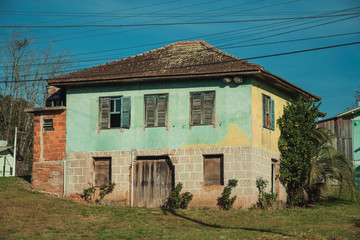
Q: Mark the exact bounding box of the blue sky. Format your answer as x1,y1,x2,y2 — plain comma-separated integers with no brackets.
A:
0,0,359,118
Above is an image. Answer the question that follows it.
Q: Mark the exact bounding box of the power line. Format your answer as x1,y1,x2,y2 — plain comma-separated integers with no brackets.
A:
2,13,359,28
1,30,359,69
0,40,358,84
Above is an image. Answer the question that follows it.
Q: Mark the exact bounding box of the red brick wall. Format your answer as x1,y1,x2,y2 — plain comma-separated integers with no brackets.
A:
32,109,66,196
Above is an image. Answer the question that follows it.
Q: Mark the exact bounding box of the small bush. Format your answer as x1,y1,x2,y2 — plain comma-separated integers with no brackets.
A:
99,182,116,200
217,179,238,210
82,182,116,203
163,183,193,209
83,186,95,202
256,177,278,209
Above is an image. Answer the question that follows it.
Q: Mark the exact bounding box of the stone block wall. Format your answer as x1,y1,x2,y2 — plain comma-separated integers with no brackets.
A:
31,108,66,196
64,146,285,208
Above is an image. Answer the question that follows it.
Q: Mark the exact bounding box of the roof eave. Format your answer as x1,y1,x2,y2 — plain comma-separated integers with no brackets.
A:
258,70,321,101
47,70,262,87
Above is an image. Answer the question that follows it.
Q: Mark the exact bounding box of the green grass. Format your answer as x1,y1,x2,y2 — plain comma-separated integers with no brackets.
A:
0,177,359,239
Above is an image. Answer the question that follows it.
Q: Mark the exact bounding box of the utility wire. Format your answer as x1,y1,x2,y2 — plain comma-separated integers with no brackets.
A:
2,13,359,28
0,40,358,83
1,30,359,69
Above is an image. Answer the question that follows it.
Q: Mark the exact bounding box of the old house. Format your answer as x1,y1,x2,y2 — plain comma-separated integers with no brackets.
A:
26,41,320,208
318,101,360,186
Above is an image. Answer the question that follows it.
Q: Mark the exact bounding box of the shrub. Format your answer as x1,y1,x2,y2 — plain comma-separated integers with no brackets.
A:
82,182,116,203
98,182,116,202
217,179,238,210
256,177,278,209
163,183,193,209
83,186,95,202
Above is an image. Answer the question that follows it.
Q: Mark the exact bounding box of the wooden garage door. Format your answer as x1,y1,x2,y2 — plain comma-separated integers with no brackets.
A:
134,157,173,208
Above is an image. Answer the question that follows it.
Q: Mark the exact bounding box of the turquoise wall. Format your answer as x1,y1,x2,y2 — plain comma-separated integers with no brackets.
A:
66,79,253,152
354,115,360,187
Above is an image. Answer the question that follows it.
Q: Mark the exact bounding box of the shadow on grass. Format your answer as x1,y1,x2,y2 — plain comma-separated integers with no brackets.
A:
161,208,293,237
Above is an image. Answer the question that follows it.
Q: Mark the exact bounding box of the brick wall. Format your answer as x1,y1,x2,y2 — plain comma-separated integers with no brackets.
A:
32,108,66,196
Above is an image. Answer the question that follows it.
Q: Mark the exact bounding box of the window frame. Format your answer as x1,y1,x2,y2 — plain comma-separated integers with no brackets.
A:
262,94,275,130
99,96,131,130
93,157,111,187
43,119,54,131
144,93,169,128
203,154,224,186
190,91,215,126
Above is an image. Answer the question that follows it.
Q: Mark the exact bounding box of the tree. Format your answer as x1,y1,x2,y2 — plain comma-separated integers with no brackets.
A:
0,31,70,175
277,97,320,206
309,128,357,202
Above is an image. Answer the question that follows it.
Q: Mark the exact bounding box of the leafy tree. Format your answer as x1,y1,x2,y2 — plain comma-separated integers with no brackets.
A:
0,31,70,175
277,97,320,206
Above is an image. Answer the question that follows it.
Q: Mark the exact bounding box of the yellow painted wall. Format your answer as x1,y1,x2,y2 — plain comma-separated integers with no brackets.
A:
251,78,291,153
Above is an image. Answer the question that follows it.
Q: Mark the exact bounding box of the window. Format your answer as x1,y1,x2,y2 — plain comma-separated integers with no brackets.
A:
99,96,131,129
144,94,168,127
94,158,111,187
203,155,224,186
190,91,215,126
43,119,54,131
262,94,275,130
271,159,279,194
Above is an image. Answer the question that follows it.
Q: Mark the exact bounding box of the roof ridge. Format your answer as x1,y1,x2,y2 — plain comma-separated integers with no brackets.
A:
199,40,263,70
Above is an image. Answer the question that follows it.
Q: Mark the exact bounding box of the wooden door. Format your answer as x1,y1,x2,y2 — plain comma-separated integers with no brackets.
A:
134,157,173,207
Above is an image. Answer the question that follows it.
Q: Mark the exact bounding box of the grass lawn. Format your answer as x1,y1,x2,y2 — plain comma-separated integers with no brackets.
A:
0,178,359,239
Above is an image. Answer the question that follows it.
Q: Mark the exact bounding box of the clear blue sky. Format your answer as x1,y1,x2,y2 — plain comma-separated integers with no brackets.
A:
1,0,359,118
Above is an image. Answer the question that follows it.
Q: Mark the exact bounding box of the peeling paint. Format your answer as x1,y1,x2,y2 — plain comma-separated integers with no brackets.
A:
182,123,250,148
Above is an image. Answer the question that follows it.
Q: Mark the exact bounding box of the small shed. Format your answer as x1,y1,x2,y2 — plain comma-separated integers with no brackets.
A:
0,146,16,176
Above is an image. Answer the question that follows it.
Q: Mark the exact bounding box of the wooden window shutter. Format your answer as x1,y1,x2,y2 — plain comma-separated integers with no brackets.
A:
202,92,214,125
121,96,131,129
157,95,168,127
204,155,223,186
262,95,267,128
191,92,202,125
270,99,275,130
145,95,156,127
99,97,110,129
94,158,111,187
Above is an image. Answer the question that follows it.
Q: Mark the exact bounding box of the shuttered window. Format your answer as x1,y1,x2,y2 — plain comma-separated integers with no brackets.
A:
94,158,111,187
190,91,215,126
262,94,275,130
144,94,168,127
204,155,224,186
99,96,131,129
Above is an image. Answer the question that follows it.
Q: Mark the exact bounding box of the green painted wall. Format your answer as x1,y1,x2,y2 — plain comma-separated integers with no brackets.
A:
353,116,360,187
0,150,15,177
66,79,253,152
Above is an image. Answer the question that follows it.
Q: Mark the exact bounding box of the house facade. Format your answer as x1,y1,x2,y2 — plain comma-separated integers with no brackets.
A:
26,41,320,208
318,101,360,187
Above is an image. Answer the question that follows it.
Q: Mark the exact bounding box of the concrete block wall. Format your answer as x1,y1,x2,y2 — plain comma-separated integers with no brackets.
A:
32,108,66,196
65,146,284,208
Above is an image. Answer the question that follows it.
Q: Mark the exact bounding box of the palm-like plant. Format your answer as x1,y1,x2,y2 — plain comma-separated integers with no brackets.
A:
307,128,358,202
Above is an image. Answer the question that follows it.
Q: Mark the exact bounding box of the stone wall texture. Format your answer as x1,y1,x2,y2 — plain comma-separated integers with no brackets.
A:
32,109,66,196
65,146,286,208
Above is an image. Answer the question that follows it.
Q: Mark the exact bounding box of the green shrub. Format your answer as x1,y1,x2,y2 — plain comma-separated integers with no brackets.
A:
217,179,238,210
82,182,116,203
83,186,95,202
256,177,278,209
163,183,193,209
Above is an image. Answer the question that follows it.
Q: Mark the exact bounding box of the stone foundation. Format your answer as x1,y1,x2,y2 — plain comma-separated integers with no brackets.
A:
65,146,286,209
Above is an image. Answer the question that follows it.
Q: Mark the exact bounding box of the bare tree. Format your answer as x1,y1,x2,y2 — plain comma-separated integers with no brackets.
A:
0,31,71,175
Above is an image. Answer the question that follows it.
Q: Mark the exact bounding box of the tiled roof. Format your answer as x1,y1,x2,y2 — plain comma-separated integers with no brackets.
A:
49,40,262,84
